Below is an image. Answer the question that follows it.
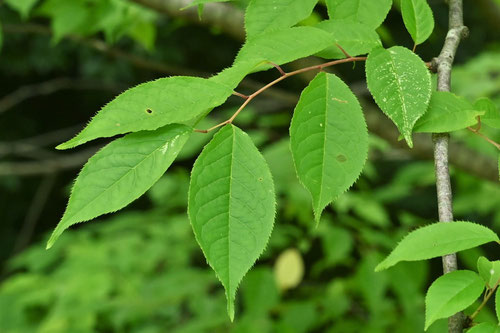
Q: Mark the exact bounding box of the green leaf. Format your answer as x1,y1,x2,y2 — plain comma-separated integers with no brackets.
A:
413,91,483,133
325,0,392,29
290,72,368,222
188,124,276,321
244,0,318,38
57,77,232,149
211,26,335,90
401,0,435,45
0,20,2,54
315,20,381,59
234,26,335,74
467,322,500,333
376,221,500,271
477,256,500,288
496,288,500,323
47,124,191,249
366,46,432,147
475,97,500,129
425,270,485,330
5,0,39,19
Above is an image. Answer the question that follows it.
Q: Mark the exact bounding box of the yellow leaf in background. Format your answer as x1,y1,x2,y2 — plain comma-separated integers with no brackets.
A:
274,248,304,291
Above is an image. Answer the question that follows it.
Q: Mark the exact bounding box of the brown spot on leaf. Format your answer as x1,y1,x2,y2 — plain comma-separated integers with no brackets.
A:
336,154,347,162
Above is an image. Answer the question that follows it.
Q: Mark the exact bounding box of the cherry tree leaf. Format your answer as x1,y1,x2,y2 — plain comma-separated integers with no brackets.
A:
57,77,232,149
245,0,318,38
413,91,483,133
477,256,500,288
401,0,435,45
315,20,381,59
376,221,500,271
366,46,431,147
475,97,500,129
211,26,335,90
47,124,192,249
425,270,485,330
325,0,392,29
290,72,368,222
188,124,276,321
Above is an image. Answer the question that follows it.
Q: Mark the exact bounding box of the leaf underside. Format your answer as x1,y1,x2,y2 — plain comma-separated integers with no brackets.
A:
188,124,276,321
366,46,431,147
290,72,368,222
376,221,500,271
47,124,191,248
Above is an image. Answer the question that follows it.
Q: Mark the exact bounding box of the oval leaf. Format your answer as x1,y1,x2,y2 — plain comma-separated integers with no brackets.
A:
57,77,232,149
401,0,435,45
290,72,368,222
467,322,500,333
425,270,485,330
376,221,500,271
245,0,318,38
366,46,431,147
188,124,276,321
413,91,483,133
325,0,392,29
315,20,381,59
47,124,192,248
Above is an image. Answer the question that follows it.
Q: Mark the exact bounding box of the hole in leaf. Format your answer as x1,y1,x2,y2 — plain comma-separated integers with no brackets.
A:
145,109,153,114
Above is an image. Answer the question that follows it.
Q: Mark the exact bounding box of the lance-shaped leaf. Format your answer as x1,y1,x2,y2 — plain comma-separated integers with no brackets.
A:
57,77,232,149
366,46,431,147
47,124,191,249
425,270,485,330
188,124,276,321
401,0,435,45
244,0,318,38
234,26,335,74
325,0,392,29
376,221,500,271
315,20,381,59
290,72,368,222
413,91,483,133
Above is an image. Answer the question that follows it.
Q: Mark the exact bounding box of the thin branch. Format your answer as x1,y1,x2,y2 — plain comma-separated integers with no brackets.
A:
469,278,500,321
195,56,366,133
433,0,468,332
467,127,500,150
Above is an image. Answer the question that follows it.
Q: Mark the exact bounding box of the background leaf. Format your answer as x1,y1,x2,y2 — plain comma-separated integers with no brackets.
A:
188,124,276,321
274,248,304,291
244,0,318,38
401,0,435,45
290,72,368,222
466,322,500,333
425,270,485,330
5,0,39,19
315,20,381,59
47,124,191,248
366,46,431,147
57,77,232,149
325,0,392,28
376,222,500,271
413,91,483,133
